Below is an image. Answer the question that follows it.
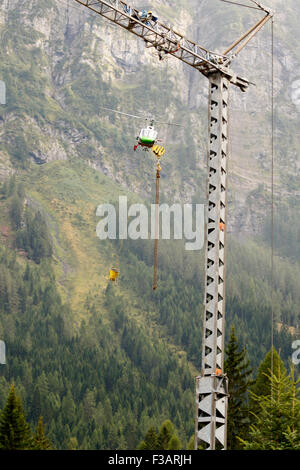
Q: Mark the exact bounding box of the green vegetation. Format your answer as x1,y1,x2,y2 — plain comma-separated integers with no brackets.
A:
137,419,182,450
224,326,253,449
2,179,52,263
249,348,287,415
240,364,300,450
15,208,53,264
0,385,53,450
0,385,34,450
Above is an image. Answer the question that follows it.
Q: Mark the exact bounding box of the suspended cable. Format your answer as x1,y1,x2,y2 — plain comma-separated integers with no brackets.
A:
217,0,263,11
270,16,275,384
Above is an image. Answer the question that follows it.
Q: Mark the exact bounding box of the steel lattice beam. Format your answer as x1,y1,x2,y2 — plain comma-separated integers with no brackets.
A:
74,0,249,91
203,73,229,377
195,73,230,450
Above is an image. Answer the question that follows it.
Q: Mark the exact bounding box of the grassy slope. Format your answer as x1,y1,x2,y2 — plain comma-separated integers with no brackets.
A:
19,158,197,361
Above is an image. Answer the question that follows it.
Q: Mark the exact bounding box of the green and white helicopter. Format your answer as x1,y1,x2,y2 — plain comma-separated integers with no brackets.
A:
100,107,183,152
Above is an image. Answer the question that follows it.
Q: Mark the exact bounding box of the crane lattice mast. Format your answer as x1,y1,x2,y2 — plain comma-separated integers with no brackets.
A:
73,0,273,450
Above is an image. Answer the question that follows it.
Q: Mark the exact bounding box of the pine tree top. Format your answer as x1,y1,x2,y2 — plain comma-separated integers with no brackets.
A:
34,416,53,450
0,384,34,450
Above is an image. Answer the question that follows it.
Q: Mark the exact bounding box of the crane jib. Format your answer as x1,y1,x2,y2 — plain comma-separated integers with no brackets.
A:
74,0,255,91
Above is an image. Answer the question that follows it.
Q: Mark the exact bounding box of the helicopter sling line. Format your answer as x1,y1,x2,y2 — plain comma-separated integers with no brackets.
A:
152,144,165,290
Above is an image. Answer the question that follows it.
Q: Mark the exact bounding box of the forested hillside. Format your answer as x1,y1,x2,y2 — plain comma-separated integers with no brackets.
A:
0,0,299,450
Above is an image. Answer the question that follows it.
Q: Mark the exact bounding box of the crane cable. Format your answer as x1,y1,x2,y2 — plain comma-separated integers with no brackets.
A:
217,0,264,11
270,15,275,389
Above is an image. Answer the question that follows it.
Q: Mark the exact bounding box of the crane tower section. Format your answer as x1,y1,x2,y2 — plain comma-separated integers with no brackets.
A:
195,73,229,450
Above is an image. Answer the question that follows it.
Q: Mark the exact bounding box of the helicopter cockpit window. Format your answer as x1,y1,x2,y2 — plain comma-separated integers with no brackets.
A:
139,127,158,141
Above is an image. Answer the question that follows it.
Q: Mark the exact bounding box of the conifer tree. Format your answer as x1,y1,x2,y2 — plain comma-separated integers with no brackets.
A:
34,416,53,450
137,420,182,450
9,194,23,230
157,420,174,449
137,426,159,450
0,384,33,450
250,347,287,414
187,435,195,450
239,365,300,449
224,326,253,449
157,420,182,450
168,434,182,450
67,436,79,450
61,389,76,425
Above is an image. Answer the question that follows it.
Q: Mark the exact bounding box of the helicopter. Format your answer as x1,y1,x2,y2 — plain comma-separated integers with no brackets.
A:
100,107,184,152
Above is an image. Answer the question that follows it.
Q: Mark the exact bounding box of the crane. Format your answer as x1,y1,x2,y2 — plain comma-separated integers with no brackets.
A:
73,0,273,450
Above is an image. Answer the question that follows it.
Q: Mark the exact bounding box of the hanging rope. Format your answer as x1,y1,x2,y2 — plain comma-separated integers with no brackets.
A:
153,161,161,290
152,147,165,290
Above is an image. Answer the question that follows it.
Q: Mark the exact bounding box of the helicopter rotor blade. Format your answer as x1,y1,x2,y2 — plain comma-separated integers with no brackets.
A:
154,120,185,128
100,107,145,120
101,107,184,128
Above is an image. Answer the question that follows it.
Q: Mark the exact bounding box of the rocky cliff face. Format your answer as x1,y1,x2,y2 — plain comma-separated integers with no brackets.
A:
0,0,299,234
